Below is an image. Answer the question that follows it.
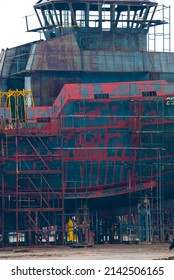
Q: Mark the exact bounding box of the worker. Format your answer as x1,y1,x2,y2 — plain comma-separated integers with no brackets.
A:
169,237,174,251
67,216,78,242
67,217,73,242
72,216,78,242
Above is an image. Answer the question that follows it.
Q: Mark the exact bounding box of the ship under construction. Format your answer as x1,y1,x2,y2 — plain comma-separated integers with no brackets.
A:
0,0,174,247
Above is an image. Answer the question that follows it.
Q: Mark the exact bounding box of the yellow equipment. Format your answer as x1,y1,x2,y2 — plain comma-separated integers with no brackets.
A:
0,89,34,121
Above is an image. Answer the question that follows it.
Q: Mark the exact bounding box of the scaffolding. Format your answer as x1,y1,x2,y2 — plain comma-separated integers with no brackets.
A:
0,123,64,246
147,4,171,52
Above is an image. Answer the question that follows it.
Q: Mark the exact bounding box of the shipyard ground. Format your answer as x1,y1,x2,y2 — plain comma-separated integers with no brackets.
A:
0,243,173,260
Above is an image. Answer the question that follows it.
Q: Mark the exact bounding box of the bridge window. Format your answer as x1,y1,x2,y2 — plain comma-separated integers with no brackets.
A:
142,91,157,97
94,93,109,99
36,117,51,123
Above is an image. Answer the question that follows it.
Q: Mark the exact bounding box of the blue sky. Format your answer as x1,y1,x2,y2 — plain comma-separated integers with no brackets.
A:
0,0,39,50
0,0,173,51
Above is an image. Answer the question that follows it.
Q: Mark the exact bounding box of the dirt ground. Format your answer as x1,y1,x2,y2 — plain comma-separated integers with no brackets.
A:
0,243,173,260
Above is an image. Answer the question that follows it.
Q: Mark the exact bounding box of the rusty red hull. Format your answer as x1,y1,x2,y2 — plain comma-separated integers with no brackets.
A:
0,80,174,200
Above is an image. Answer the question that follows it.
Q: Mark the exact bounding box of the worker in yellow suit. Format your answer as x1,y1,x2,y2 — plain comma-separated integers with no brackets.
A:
67,216,78,242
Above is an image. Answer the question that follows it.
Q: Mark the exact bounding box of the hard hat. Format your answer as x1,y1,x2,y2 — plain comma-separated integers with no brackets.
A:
72,216,76,220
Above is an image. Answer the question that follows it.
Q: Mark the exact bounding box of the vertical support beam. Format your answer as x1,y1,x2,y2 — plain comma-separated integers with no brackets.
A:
35,211,38,245
85,3,90,28
61,117,65,246
131,11,137,28
25,16,29,32
147,5,157,29
35,8,44,29
28,212,32,245
46,5,56,26
162,4,165,52
68,1,77,26
115,11,121,28
51,2,62,35
60,9,63,26
127,5,130,28
169,5,171,52
110,4,115,32
139,6,150,30
136,8,144,28
47,5,59,36
158,148,164,242
1,158,5,247
51,3,60,26
98,4,102,30
41,7,49,26
15,134,19,247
